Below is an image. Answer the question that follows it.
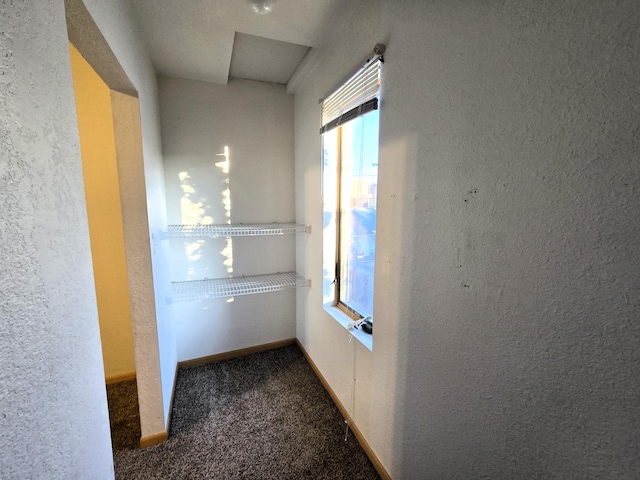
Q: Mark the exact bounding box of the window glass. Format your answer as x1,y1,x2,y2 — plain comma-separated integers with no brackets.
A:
322,129,338,305
323,110,379,319
338,111,378,317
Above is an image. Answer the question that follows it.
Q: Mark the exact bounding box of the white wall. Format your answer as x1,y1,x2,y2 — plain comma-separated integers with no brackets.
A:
159,76,296,361
77,0,177,433
290,0,383,468
0,2,113,478
292,1,640,478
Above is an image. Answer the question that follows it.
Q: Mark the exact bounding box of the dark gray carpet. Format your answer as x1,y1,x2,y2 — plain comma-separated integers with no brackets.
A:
111,344,380,480
106,379,141,451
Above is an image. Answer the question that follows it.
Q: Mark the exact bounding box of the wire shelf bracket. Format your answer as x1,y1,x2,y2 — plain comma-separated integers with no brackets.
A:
166,271,310,304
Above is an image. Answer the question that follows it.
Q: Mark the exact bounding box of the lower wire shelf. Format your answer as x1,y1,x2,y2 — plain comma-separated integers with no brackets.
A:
161,223,309,239
166,271,310,304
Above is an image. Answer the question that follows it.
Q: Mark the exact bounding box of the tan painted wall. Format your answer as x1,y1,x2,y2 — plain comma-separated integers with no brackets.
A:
69,42,136,379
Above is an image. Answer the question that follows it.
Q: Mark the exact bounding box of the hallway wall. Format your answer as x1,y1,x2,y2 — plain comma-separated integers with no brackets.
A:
0,2,114,478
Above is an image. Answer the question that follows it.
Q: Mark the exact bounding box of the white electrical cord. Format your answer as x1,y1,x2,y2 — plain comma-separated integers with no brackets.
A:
347,315,371,330
345,332,357,441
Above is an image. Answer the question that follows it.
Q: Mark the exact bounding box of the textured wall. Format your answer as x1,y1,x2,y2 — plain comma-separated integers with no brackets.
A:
290,0,382,467
75,0,176,432
69,43,136,379
159,76,296,361
293,0,640,478
0,2,114,479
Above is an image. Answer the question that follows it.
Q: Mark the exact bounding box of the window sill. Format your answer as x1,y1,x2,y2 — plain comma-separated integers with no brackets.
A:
323,302,373,351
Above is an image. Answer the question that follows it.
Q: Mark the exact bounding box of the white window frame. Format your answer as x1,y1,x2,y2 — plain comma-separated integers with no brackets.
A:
320,48,383,350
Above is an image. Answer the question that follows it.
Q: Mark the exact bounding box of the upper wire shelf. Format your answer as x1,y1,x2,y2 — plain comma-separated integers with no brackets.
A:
166,271,310,304
161,223,309,239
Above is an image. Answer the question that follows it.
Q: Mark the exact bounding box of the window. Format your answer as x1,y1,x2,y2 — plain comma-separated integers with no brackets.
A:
322,51,382,332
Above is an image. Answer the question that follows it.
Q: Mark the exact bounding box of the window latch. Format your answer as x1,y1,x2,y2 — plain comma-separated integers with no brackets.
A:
332,262,340,286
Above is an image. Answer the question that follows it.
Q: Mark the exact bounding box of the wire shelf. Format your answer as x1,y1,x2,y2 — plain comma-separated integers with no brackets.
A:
167,271,309,303
162,223,309,239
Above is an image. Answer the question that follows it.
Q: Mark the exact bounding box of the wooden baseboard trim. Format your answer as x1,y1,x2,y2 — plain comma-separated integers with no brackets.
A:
139,431,168,448
177,338,297,369
165,362,179,437
138,363,179,449
295,340,392,480
105,371,136,385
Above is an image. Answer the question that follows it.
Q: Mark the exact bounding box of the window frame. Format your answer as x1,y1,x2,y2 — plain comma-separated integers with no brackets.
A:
320,51,383,345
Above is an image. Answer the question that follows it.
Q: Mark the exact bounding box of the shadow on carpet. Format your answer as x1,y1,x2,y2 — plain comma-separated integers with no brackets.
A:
113,344,380,480
107,378,141,451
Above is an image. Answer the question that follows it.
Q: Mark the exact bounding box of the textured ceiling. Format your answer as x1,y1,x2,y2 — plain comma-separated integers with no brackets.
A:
129,0,356,85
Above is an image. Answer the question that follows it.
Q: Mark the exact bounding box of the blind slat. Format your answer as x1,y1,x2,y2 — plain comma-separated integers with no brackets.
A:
319,98,378,134
321,58,381,131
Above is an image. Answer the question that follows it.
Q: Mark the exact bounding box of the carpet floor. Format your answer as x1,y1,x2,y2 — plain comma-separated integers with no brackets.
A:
106,379,141,451
109,344,380,479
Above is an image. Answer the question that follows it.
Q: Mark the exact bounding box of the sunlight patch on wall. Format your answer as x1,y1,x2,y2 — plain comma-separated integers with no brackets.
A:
215,146,232,222
216,146,234,302
178,170,214,262
179,171,214,224
215,146,234,278
185,239,205,262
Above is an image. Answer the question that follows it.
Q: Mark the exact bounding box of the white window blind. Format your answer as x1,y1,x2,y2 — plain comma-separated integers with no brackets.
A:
320,53,382,134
